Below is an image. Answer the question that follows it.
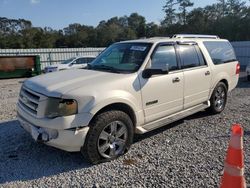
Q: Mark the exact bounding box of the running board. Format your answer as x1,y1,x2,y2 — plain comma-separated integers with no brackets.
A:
136,101,210,134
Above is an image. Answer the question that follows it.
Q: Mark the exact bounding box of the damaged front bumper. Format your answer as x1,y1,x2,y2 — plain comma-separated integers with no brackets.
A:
17,109,91,152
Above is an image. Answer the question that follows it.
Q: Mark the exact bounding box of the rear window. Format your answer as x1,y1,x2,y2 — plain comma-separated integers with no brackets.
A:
203,41,236,65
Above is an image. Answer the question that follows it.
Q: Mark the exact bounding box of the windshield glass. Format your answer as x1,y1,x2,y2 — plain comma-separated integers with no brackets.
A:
89,42,152,73
61,57,76,64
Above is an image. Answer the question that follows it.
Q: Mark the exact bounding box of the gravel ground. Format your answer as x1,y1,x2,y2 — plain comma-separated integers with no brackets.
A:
0,76,249,188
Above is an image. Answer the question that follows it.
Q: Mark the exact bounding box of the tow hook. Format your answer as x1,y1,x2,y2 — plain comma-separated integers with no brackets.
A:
37,132,49,143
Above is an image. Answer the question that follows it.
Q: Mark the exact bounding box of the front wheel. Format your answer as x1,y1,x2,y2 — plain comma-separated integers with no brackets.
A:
208,82,228,114
81,110,134,164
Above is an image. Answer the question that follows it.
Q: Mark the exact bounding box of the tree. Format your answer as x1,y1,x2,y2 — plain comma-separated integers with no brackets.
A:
186,8,209,34
177,0,194,25
162,0,179,26
226,0,246,16
146,22,160,37
128,13,146,38
96,17,126,46
217,0,227,17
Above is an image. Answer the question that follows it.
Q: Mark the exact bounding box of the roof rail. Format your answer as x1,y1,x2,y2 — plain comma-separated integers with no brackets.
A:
148,37,170,40
172,34,219,39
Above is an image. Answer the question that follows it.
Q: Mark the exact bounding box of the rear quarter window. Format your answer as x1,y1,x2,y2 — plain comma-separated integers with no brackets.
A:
203,41,237,65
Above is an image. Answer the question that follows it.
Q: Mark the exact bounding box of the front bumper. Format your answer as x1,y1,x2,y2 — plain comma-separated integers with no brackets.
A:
17,104,92,152
18,114,89,152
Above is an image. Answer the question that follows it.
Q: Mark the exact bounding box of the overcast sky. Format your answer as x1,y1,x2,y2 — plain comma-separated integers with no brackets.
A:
0,0,224,29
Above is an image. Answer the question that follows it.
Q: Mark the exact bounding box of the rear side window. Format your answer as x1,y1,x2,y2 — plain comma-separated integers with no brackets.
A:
203,41,236,65
178,45,200,69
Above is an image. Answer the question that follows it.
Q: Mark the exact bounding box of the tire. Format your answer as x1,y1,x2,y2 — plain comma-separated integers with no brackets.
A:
81,110,134,164
247,75,250,81
208,82,228,114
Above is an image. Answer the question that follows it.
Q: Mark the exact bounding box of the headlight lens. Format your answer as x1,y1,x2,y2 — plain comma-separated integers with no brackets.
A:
45,98,78,118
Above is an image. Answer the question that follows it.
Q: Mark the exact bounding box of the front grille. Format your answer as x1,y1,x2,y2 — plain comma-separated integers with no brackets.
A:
19,87,41,116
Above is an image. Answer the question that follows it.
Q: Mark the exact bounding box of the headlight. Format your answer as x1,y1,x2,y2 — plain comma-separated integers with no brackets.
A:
45,98,78,118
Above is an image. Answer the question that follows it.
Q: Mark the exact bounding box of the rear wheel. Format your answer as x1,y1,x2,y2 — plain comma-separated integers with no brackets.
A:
209,82,227,114
81,110,134,164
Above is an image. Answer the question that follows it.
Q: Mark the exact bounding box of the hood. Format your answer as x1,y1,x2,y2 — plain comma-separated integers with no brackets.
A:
24,69,123,98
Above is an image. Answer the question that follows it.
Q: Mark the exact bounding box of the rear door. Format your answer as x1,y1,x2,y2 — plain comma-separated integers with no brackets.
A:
177,43,212,109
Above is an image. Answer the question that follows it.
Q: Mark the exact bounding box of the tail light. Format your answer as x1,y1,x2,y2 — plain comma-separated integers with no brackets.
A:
236,63,240,74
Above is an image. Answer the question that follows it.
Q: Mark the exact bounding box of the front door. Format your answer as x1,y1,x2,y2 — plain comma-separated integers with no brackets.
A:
139,43,184,123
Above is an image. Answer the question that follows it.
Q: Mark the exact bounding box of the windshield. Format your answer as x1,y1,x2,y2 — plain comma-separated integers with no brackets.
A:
61,57,76,64
89,42,152,73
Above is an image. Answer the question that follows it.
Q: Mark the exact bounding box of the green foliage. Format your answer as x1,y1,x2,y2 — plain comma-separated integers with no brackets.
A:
161,0,249,39
0,0,249,49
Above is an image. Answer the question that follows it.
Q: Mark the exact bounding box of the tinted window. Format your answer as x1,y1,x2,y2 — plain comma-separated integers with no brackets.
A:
179,45,200,69
151,45,178,71
203,41,236,65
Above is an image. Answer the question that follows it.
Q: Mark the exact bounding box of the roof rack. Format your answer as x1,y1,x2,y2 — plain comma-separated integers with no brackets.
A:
172,34,219,39
148,37,170,39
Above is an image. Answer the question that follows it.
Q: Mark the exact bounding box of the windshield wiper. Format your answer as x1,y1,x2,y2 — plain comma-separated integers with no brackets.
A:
90,64,122,73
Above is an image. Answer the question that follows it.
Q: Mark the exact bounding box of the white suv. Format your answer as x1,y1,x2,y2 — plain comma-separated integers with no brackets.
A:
44,56,96,73
17,35,239,164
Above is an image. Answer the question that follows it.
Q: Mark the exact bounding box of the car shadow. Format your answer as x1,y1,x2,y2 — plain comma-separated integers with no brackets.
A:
0,120,92,184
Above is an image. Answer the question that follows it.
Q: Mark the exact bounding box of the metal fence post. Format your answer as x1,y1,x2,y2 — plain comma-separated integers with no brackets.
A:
48,52,52,65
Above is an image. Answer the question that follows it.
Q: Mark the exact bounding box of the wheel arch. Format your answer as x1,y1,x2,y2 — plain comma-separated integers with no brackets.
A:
209,78,229,99
219,79,229,90
90,102,137,128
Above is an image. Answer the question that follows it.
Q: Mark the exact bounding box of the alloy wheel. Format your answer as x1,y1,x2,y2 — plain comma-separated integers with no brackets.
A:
97,121,128,159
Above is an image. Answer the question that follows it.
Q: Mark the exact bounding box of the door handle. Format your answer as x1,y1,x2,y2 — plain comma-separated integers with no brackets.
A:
205,71,210,76
172,77,180,83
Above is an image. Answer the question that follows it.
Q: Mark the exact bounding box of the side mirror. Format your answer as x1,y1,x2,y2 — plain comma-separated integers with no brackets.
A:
142,64,169,79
